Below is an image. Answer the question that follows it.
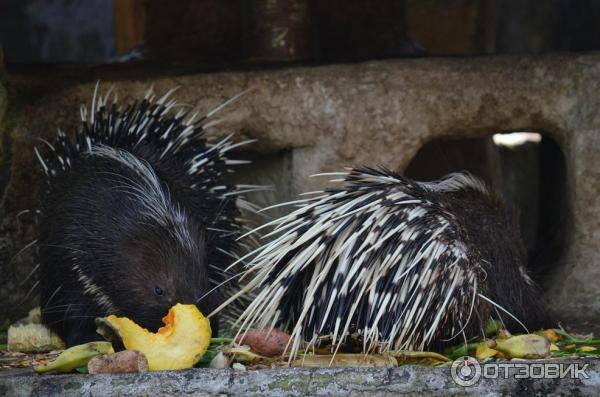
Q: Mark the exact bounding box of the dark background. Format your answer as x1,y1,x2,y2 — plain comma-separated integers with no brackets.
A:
0,0,597,323
2,0,600,67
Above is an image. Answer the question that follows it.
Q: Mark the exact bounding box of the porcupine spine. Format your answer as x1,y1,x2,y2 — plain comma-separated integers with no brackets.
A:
36,84,255,344
215,166,548,358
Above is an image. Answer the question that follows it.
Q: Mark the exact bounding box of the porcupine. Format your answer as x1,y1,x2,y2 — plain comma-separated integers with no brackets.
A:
35,85,254,346
216,166,549,357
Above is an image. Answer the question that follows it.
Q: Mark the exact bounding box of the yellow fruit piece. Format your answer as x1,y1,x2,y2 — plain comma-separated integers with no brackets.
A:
104,304,211,371
579,346,597,352
550,343,560,351
544,329,560,343
493,334,550,359
477,342,499,360
34,341,114,374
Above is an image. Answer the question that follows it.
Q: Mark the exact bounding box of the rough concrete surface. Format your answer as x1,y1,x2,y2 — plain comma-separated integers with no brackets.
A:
2,361,600,397
1,53,600,324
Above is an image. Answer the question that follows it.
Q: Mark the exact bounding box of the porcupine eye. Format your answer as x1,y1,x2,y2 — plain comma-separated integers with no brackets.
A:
154,286,164,296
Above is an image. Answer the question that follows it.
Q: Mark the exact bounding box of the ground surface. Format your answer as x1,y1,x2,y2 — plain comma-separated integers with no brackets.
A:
1,361,600,396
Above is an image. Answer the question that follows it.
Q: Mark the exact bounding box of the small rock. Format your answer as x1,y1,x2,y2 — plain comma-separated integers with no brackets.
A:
235,328,291,357
209,352,231,368
88,350,148,374
232,363,246,371
7,323,65,353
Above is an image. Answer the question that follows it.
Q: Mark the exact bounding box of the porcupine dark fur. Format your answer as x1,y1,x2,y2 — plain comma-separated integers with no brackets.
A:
36,86,253,346
217,166,549,357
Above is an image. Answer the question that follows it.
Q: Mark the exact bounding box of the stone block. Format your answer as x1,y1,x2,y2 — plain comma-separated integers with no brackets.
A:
3,53,599,322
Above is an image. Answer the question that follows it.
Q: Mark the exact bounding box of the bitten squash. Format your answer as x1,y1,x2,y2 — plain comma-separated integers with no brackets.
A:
97,303,211,371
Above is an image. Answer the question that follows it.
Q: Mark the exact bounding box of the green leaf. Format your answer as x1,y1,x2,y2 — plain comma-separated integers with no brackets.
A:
443,342,480,360
553,328,599,344
484,319,502,336
209,337,233,345
194,338,232,368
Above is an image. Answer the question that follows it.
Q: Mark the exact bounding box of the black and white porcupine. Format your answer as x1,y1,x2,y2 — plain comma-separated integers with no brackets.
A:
218,166,548,357
36,85,254,346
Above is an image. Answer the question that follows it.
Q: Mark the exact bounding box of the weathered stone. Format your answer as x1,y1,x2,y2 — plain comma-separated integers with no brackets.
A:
1,361,599,396
2,52,600,323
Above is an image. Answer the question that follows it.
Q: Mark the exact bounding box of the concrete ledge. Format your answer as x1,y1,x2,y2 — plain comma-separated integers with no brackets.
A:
2,361,600,397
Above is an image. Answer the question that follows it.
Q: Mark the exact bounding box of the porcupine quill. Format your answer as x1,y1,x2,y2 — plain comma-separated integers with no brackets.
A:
213,166,548,359
35,83,258,346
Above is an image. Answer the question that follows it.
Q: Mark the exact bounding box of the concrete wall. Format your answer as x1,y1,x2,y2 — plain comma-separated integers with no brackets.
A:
1,53,599,323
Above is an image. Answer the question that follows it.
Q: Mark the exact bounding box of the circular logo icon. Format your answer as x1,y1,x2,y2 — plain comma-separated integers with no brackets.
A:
451,356,481,386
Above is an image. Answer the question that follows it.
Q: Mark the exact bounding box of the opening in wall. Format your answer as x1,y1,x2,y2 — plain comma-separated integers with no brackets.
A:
403,132,566,287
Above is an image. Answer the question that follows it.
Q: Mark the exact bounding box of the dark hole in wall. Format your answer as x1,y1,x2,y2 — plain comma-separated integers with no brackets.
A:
403,133,566,287
226,149,294,220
